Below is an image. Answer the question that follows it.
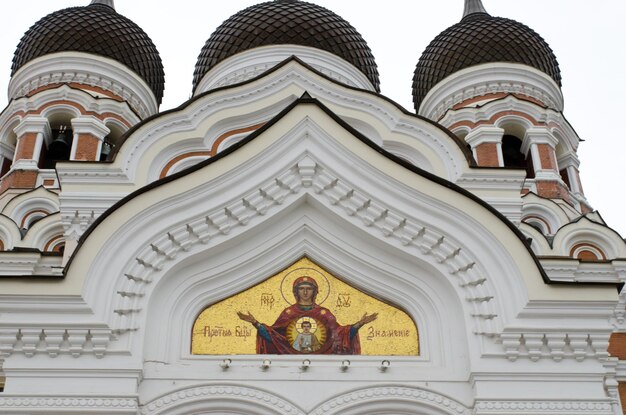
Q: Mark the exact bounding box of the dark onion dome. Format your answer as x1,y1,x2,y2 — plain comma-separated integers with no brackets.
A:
193,0,380,92
412,3,561,111
11,1,165,104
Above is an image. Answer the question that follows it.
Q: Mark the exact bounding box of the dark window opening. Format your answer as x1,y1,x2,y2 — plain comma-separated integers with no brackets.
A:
560,169,571,189
502,135,526,169
0,157,11,177
43,126,73,169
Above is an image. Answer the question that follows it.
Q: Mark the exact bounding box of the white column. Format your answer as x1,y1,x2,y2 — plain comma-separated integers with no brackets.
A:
465,126,505,167
521,128,560,180
70,116,110,160
11,116,51,170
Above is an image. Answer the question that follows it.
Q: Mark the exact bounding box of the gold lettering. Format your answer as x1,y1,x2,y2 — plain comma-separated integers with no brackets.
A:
366,326,412,340
260,293,275,310
203,326,233,342
336,293,351,308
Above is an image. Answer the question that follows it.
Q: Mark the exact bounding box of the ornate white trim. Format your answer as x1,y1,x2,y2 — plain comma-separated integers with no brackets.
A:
57,60,467,192
141,385,303,415
195,45,376,94
9,52,158,119
474,399,614,414
309,386,471,415
108,156,499,337
0,327,112,358
419,62,564,120
0,395,137,412
0,251,63,277
497,331,611,362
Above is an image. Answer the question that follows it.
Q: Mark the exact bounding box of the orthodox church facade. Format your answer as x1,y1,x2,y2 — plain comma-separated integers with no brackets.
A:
0,0,625,414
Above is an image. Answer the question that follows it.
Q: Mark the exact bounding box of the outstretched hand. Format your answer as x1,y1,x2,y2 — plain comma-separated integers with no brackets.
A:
356,312,378,327
237,311,258,325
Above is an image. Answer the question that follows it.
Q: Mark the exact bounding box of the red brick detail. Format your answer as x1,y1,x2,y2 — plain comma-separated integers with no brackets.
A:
448,110,542,131
15,132,38,160
474,143,500,167
20,209,49,228
26,82,124,101
452,93,508,110
609,333,626,359
74,133,100,161
43,179,56,187
160,151,211,179
535,180,573,204
569,243,606,261
209,123,266,156
12,100,131,128
0,170,38,194
43,235,63,252
537,143,556,170
451,92,548,111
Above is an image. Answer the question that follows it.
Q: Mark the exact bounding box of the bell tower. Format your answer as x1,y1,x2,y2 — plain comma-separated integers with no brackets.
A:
0,0,163,260
0,0,164,191
412,0,589,213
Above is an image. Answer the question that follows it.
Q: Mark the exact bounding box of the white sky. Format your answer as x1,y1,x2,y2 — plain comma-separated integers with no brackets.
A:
1,0,625,238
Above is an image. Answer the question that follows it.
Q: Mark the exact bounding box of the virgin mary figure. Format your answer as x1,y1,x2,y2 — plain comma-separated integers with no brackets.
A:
238,276,377,354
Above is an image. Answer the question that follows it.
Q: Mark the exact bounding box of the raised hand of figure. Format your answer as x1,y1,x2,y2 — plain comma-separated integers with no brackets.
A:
357,312,378,327
237,311,258,325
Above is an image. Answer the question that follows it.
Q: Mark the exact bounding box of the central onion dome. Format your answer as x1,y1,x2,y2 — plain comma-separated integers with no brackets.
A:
412,0,561,112
12,0,165,104
193,0,380,93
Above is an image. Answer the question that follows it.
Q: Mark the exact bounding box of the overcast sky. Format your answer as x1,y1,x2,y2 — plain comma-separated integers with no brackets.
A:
1,0,625,238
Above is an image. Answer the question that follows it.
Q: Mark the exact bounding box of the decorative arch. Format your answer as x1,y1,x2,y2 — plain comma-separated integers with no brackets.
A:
495,115,534,141
20,213,63,251
140,384,304,415
39,103,83,121
68,99,556,375
1,187,59,229
521,193,571,236
43,234,65,253
522,215,551,235
209,123,266,156
553,217,626,260
85,60,469,189
140,384,471,415
0,115,22,148
569,243,606,261
0,214,22,250
518,222,552,256
309,385,471,415
159,151,210,178
383,141,435,173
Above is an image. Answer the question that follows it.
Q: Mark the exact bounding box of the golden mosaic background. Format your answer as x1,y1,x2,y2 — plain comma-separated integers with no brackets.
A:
192,258,419,355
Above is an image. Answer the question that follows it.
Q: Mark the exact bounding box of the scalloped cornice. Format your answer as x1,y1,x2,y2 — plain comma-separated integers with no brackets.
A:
9,52,158,119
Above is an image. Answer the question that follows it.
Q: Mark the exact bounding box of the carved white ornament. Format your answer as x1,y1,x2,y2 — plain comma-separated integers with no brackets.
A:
111,156,499,338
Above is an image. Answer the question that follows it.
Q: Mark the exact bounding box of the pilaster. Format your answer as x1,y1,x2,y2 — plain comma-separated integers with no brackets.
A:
70,117,110,161
465,126,505,167
12,116,51,170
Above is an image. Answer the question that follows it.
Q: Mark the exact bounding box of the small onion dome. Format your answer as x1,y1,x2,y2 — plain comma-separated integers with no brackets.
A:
193,0,380,93
11,1,165,104
412,2,561,111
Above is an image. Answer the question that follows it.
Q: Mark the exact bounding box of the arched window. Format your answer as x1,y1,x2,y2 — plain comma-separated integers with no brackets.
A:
502,135,525,168
502,135,534,178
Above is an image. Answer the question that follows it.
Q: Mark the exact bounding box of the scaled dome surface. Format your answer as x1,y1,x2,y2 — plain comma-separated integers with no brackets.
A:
12,2,165,104
193,0,380,92
412,10,561,111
